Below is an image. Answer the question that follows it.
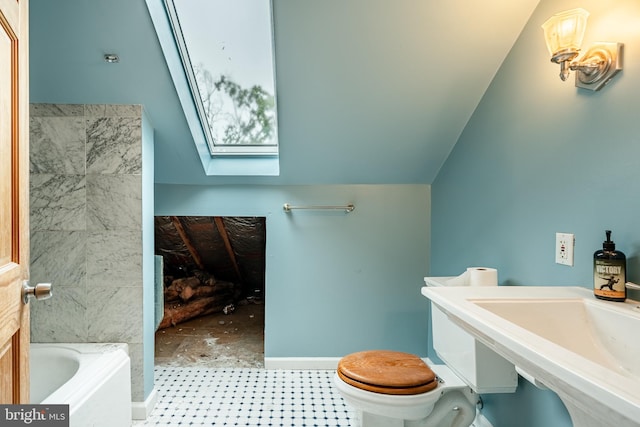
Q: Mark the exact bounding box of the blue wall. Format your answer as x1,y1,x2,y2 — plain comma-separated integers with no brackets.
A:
431,1,640,426
156,184,431,357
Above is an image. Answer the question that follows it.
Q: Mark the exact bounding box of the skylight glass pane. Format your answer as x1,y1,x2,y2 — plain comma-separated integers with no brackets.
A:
167,0,278,156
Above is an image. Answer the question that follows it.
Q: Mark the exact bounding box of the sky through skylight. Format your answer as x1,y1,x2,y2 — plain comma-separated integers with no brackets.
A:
170,0,278,154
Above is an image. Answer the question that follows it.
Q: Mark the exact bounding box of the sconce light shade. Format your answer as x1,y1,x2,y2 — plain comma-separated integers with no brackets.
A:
541,8,623,90
542,8,589,61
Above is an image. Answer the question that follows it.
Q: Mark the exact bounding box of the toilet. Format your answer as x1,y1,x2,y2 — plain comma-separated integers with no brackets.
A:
333,277,519,427
334,350,477,427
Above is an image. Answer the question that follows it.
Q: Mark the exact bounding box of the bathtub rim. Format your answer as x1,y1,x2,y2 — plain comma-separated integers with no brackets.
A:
30,343,130,412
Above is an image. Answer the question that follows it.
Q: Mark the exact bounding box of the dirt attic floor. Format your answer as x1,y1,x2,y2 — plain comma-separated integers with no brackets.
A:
154,300,264,368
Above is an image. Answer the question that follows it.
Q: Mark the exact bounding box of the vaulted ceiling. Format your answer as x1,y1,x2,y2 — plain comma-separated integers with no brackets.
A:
29,0,540,185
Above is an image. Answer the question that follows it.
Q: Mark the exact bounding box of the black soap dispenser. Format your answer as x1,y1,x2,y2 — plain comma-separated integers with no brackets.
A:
593,230,626,302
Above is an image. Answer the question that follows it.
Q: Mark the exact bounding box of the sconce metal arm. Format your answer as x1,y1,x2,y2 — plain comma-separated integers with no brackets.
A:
550,49,580,81
551,43,623,90
568,46,612,85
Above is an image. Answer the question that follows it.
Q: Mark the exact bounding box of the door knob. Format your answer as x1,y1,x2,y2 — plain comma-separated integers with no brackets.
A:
22,281,53,304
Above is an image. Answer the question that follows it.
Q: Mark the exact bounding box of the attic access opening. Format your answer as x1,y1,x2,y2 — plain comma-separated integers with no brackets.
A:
154,216,265,367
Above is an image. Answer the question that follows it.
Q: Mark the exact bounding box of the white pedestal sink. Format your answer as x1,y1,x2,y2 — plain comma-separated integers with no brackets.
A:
422,286,640,427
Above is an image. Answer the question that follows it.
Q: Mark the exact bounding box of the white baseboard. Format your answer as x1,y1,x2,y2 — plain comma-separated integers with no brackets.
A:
132,387,159,420
264,357,341,370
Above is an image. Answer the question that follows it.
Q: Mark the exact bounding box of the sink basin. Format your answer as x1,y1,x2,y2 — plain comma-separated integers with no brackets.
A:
421,286,640,427
472,298,640,378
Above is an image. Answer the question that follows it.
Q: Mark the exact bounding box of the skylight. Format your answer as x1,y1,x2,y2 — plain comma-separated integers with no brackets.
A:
165,0,279,157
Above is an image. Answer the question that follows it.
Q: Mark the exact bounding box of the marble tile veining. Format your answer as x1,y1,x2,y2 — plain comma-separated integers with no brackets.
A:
30,286,88,342
86,286,143,342
83,104,107,117
87,230,142,287
86,117,142,174
86,174,142,231
29,117,86,174
29,103,148,403
105,104,142,117
128,343,146,401
30,174,86,231
84,104,142,117
30,103,83,117
30,231,86,288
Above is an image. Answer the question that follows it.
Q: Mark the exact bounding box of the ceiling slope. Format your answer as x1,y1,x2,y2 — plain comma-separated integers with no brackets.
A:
29,0,539,185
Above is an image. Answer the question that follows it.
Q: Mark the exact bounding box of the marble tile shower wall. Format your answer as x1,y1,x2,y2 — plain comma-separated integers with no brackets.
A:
29,103,145,400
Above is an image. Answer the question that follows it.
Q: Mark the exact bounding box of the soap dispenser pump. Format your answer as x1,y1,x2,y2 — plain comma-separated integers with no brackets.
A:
593,230,626,302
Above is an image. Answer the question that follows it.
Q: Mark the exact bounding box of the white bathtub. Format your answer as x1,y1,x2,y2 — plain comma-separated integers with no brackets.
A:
30,343,132,427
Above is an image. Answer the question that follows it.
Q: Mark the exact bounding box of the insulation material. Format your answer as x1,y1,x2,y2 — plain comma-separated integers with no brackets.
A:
223,217,266,295
154,216,266,296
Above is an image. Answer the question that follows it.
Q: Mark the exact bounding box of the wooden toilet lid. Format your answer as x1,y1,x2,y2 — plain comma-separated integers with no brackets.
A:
337,350,438,395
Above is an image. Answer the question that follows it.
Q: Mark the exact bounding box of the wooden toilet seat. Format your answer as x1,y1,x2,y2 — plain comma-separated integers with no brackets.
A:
337,350,438,395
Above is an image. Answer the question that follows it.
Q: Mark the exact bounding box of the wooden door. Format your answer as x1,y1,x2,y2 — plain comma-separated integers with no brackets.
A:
0,0,29,404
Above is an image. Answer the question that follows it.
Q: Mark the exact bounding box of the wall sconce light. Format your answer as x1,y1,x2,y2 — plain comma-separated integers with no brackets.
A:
542,8,623,91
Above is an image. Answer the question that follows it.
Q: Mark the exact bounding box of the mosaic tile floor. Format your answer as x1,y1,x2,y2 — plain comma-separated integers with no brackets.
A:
133,367,354,427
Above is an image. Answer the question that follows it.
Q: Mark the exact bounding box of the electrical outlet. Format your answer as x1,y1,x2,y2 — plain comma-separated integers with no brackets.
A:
555,232,574,266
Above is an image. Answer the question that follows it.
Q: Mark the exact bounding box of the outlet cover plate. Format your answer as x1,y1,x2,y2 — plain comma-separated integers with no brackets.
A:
555,232,574,266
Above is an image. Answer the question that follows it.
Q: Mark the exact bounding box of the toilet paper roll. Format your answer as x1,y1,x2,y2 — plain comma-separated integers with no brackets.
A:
445,267,498,286
468,267,498,286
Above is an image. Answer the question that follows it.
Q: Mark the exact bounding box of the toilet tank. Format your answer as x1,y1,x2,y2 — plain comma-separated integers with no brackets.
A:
425,277,518,394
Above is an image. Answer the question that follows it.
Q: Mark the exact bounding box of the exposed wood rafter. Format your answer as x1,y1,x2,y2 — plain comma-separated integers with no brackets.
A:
170,216,205,271
214,217,243,282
